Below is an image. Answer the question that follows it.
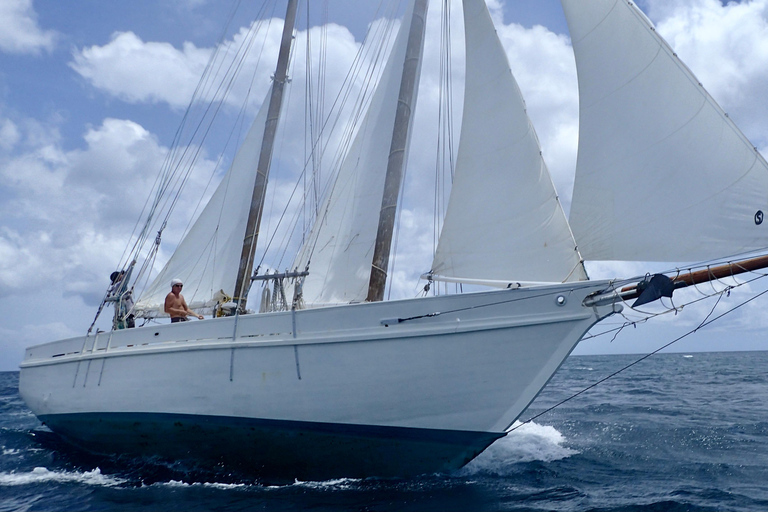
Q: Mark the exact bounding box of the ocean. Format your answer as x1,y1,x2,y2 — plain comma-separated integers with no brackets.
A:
2,351,768,511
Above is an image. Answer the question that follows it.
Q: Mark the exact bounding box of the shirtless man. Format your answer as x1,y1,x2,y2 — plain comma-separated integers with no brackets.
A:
164,279,204,322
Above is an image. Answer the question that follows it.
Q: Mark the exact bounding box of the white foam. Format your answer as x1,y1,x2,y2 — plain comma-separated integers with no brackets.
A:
161,479,190,488
202,482,249,490
290,478,359,490
155,480,249,490
0,467,125,487
151,478,358,491
461,421,577,475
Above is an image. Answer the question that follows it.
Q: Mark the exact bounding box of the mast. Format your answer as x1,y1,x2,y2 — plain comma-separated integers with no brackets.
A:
366,0,429,302
234,0,299,310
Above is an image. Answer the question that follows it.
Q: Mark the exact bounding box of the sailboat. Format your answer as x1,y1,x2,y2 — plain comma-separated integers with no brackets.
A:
18,0,768,479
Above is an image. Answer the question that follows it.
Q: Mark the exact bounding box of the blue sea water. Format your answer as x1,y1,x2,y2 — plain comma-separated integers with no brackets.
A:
2,351,768,511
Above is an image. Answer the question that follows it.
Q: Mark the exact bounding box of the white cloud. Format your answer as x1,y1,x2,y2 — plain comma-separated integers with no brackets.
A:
69,19,362,116
0,118,20,150
649,0,768,145
70,32,214,108
0,0,56,55
495,21,578,209
0,116,218,306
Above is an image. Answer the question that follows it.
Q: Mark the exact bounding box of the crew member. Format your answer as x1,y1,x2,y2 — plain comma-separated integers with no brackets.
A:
164,279,203,322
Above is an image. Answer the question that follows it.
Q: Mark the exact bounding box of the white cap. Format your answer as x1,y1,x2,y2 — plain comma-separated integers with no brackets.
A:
171,278,183,287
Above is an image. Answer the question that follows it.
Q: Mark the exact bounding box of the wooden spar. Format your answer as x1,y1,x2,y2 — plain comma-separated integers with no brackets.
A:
366,0,429,303
233,0,299,311
619,253,768,301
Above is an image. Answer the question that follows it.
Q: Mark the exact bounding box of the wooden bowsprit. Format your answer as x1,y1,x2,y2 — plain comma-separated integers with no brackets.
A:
584,254,768,308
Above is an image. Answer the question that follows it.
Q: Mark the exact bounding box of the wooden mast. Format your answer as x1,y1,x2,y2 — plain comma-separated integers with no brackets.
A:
233,0,299,311
366,0,429,302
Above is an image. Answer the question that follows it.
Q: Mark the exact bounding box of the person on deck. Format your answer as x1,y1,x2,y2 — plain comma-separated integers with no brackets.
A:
164,279,204,322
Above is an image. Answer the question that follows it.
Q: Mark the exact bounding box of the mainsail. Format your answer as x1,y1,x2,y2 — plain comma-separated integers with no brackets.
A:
565,0,768,262
134,91,271,316
430,0,586,285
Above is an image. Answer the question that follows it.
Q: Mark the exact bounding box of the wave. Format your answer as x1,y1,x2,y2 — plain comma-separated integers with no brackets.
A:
0,467,125,487
289,478,361,490
460,421,577,475
156,479,251,490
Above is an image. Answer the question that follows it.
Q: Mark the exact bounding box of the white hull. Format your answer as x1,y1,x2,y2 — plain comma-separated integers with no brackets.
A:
20,282,616,478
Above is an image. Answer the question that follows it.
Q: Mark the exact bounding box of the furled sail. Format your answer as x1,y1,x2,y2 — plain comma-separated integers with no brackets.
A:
134,89,271,316
293,0,423,305
565,0,768,261
430,0,586,285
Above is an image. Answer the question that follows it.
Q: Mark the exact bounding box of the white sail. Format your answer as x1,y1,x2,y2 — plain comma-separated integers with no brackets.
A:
294,0,423,305
565,0,768,262
134,90,271,316
430,0,585,285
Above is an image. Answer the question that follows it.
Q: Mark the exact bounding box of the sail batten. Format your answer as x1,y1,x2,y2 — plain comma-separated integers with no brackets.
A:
565,0,768,262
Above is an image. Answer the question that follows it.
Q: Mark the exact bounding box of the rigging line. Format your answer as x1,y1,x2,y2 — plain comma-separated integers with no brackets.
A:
581,271,768,341
177,9,277,243
304,0,330,224
307,0,329,223
137,5,259,232
158,17,270,228
105,3,256,313
509,285,768,433
276,10,392,264
280,3,401,269
128,5,273,276
294,0,395,205
313,0,329,215
315,0,399,171
134,31,274,308
432,0,456,268
140,18,273,299
118,0,247,269
238,3,305,303
151,4,273,222
303,12,400,264
255,12,391,272
304,7,314,239
258,0,406,277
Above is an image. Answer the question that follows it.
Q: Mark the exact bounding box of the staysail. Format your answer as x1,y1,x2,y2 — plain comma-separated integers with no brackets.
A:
430,0,586,285
565,0,768,262
293,0,423,305
134,90,271,316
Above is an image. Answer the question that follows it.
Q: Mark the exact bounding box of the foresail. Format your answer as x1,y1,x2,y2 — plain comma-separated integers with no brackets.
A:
293,0,422,305
565,0,768,261
134,89,271,316
430,0,586,285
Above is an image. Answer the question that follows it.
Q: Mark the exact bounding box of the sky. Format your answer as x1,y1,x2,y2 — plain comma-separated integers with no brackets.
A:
2,0,768,370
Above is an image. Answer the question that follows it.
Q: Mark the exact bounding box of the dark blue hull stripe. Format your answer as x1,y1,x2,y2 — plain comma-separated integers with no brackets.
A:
39,412,504,479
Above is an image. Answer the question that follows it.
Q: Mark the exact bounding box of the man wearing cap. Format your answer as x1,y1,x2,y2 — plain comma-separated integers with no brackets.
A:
164,279,204,322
